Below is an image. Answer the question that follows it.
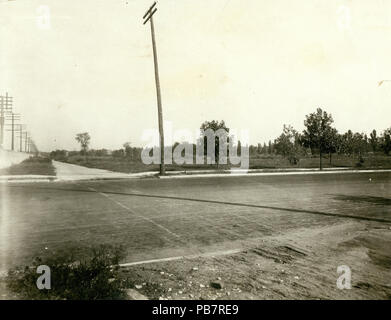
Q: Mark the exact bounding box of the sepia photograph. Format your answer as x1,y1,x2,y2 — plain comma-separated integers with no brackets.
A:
0,0,390,311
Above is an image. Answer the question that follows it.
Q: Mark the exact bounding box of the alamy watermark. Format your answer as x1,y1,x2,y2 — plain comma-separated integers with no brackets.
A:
36,265,51,290
140,122,250,170
36,5,51,30
336,265,351,290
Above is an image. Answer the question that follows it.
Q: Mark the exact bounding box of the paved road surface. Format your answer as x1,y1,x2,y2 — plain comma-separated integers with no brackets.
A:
1,171,390,272
1,171,390,299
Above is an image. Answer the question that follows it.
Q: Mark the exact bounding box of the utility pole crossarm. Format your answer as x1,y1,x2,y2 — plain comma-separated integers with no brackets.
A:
143,1,157,19
143,8,157,25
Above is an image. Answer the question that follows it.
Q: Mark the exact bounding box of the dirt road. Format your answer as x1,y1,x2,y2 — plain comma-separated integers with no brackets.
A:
52,160,156,181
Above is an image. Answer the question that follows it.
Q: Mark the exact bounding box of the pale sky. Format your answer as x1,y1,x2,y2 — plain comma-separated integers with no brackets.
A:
1,0,391,151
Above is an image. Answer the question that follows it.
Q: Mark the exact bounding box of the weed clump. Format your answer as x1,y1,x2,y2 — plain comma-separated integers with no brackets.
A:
6,245,127,300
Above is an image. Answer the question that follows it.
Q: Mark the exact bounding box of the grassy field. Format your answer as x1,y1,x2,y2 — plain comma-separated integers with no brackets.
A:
1,172,390,299
54,153,391,173
0,157,56,176
250,153,391,169
59,154,232,173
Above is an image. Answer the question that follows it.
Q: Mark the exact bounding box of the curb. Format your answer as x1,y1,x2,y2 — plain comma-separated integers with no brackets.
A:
160,169,391,179
2,169,390,183
0,175,56,183
0,172,158,183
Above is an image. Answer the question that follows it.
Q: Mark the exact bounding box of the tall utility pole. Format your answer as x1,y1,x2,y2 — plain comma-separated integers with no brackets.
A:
0,92,13,147
14,125,25,152
5,113,21,151
19,125,23,152
29,138,37,155
143,2,165,175
27,136,31,153
24,131,28,152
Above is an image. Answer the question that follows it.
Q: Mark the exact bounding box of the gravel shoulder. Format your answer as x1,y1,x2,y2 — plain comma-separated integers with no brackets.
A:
120,221,391,300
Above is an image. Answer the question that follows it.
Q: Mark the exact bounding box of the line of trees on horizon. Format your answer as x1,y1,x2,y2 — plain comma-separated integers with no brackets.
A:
49,108,391,170
257,108,391,169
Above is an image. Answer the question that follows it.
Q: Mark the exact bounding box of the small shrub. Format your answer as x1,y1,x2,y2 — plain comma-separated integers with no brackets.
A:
0,156,56,175
355,156,365,167
22,156,52,164
288,155,299,165
6,245,127,300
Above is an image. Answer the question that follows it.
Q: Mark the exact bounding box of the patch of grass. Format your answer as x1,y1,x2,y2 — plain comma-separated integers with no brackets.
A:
54,153,391,173
62,155,231,173
0,156,56,176
250,154,391,170
6,245,129,300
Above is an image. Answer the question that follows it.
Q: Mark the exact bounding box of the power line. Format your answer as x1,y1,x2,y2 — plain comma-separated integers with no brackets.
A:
0,92,13,147
0,91,35,153
24,131,29,152
4,112,21,151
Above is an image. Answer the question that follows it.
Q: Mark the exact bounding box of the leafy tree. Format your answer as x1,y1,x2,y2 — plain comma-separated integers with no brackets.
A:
249,145,257,155
94,149,108,157
112,149,125,158
75,132,91,156
50,149,68,161
274,125,301,164
123,142,132,159
262,143,267,154
324,128,340,165
341,130,354,156
268,140,273,154
302,108,334,170
352,133,367,156
237,140,242,156
200,120,230,167
351,132,367,164
257,143,262,154
380,128,391,155
369,129,378,152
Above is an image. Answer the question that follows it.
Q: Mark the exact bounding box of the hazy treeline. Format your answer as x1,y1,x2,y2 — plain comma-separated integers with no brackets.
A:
50,108,391,170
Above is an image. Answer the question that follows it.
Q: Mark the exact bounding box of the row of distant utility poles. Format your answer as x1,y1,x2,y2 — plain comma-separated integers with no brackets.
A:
0,92,36,153
1,3,163,165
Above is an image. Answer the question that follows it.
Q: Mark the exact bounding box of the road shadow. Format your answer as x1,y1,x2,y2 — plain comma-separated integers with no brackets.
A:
8,185,391,224
332,195,391,206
